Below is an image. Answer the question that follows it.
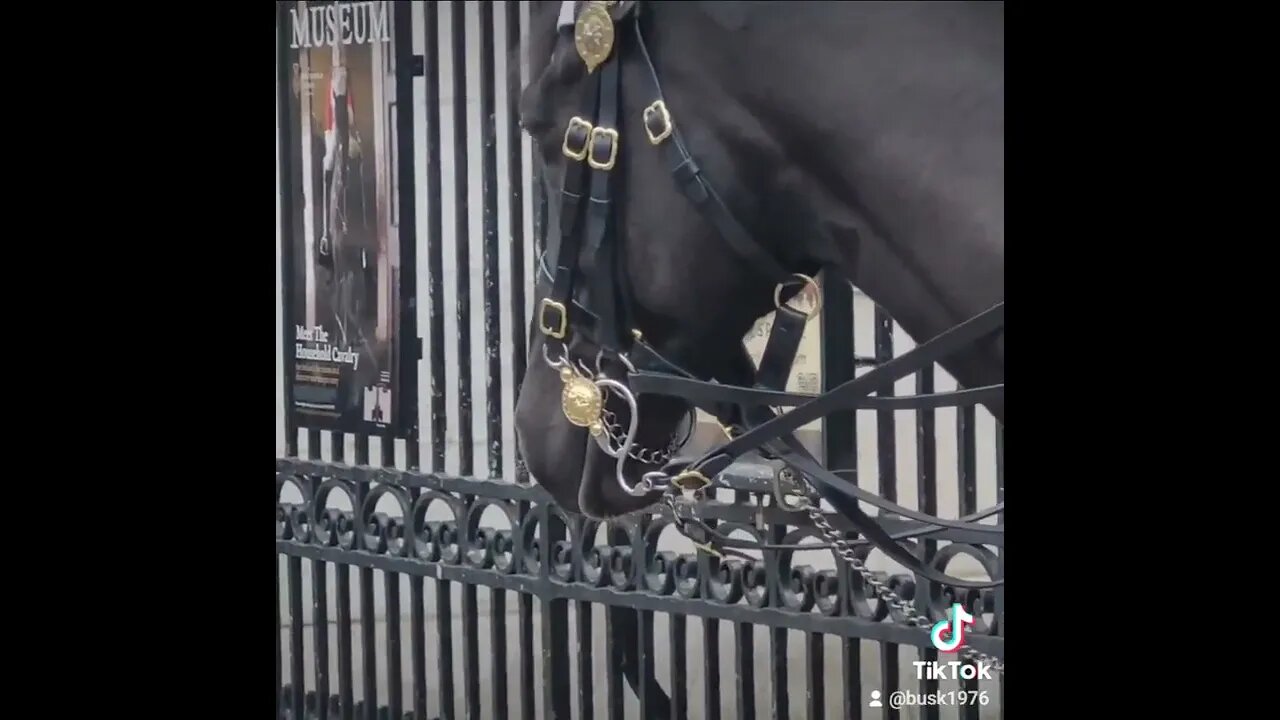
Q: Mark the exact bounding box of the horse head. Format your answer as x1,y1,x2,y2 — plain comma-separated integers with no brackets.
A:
514,0,1004,521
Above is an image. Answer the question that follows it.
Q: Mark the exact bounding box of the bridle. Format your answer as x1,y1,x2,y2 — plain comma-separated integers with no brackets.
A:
532,0,1006,668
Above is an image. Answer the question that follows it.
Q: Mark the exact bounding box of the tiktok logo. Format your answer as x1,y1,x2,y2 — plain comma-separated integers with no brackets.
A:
930,603,976,653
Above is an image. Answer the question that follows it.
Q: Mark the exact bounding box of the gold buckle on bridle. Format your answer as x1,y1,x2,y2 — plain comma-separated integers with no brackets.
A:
587,126,620,171
643,100,673,145
562,116,593,161
671,470,711,493
538,298,568,339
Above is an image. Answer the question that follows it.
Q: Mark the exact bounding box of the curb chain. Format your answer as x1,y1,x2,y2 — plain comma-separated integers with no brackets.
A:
662,481,1003,675
601,404,677,465
802,482,1004,674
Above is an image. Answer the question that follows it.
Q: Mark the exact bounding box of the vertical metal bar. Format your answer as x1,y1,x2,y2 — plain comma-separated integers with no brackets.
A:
313,544,331,720
770,626,788,720
805,633,824,720
916,367,939,720
703,617,721,720
532,151,547,262
517,502,535,720
393,0,419,464
541,508,571,719
873,307,899,720
995,425,1004,720
768,523,788,720
638,609,655,720
818,274,854,720
377,440,395,718
604,606,623,720
957,405,979,720
339,438,367,720
820,276,856,468
735,622,755,720
840,632,861,720
670,613,688,720
505,0,528,432
288,553,305,718
437,577,456,720
317,419,338,720
422,1,446,473
382,433,396,468
411,573,427,720
463,582,481,719
336,566,353,720
830,280,860,720
576,600,593,718
450,0,474,477
385,571,403,719
406,435,420,471
478,0,503,478
493,589,509,720
309,429,323,463
351,434,376,720
277,560,283,718
360,567,377,719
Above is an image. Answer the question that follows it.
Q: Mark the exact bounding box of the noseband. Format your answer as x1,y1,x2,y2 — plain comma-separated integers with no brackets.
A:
531,0,1006,668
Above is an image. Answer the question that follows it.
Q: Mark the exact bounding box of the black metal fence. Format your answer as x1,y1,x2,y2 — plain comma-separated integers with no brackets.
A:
276,3,1004,719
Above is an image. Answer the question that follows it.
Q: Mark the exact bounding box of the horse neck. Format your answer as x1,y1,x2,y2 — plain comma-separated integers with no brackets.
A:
664,3,1005,405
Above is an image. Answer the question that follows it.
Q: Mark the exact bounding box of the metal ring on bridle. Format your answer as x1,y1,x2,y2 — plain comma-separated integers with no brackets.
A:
542,341,571,369
773,273,823,321
595,348,637,376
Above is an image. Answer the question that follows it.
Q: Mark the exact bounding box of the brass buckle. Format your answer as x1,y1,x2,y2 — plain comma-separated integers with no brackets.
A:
672,470,711,493
643,100,673,145
587,126,620,170
772,468,811,512
538,298,568,339
692,541,723,558
716,421,738,440
562,116,593,161
773,273,823,322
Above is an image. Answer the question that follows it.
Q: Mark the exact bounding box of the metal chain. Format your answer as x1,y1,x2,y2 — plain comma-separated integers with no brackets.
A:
802,484,1005,674
601,404,681,464
662,490,1001,673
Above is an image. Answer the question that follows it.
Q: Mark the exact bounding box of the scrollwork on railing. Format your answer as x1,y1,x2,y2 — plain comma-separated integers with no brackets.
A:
274,460,1003,652
313,478,358,549
360,484,413,557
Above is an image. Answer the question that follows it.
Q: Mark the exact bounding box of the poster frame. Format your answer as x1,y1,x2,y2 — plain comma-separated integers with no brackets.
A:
276,0,420,443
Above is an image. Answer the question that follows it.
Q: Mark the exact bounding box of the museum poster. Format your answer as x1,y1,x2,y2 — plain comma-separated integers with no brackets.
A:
278,1,417,437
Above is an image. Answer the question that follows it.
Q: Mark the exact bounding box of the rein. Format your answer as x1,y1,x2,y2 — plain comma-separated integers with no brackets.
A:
533,0,1006,650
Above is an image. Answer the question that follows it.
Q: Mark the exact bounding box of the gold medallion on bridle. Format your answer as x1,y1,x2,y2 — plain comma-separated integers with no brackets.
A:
574,2,615,73
559,366,605,435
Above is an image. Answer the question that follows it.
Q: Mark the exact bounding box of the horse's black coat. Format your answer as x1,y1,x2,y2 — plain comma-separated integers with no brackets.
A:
515,0,1003,521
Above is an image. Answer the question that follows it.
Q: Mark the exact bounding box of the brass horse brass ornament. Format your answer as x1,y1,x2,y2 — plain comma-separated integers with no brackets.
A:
574,2,615,73
559,366,605,436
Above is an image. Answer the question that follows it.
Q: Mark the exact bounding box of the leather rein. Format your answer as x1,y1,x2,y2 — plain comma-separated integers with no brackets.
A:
534,1,1005,591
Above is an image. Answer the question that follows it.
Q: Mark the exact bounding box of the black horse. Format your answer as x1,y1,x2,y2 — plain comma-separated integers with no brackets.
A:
513,0,1003,709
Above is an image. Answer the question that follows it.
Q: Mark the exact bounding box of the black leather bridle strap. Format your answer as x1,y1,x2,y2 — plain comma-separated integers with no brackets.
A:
689,302,1005,478
629,373,1003,412
583,59,625,349
629,11,794,287
542,76,602,336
